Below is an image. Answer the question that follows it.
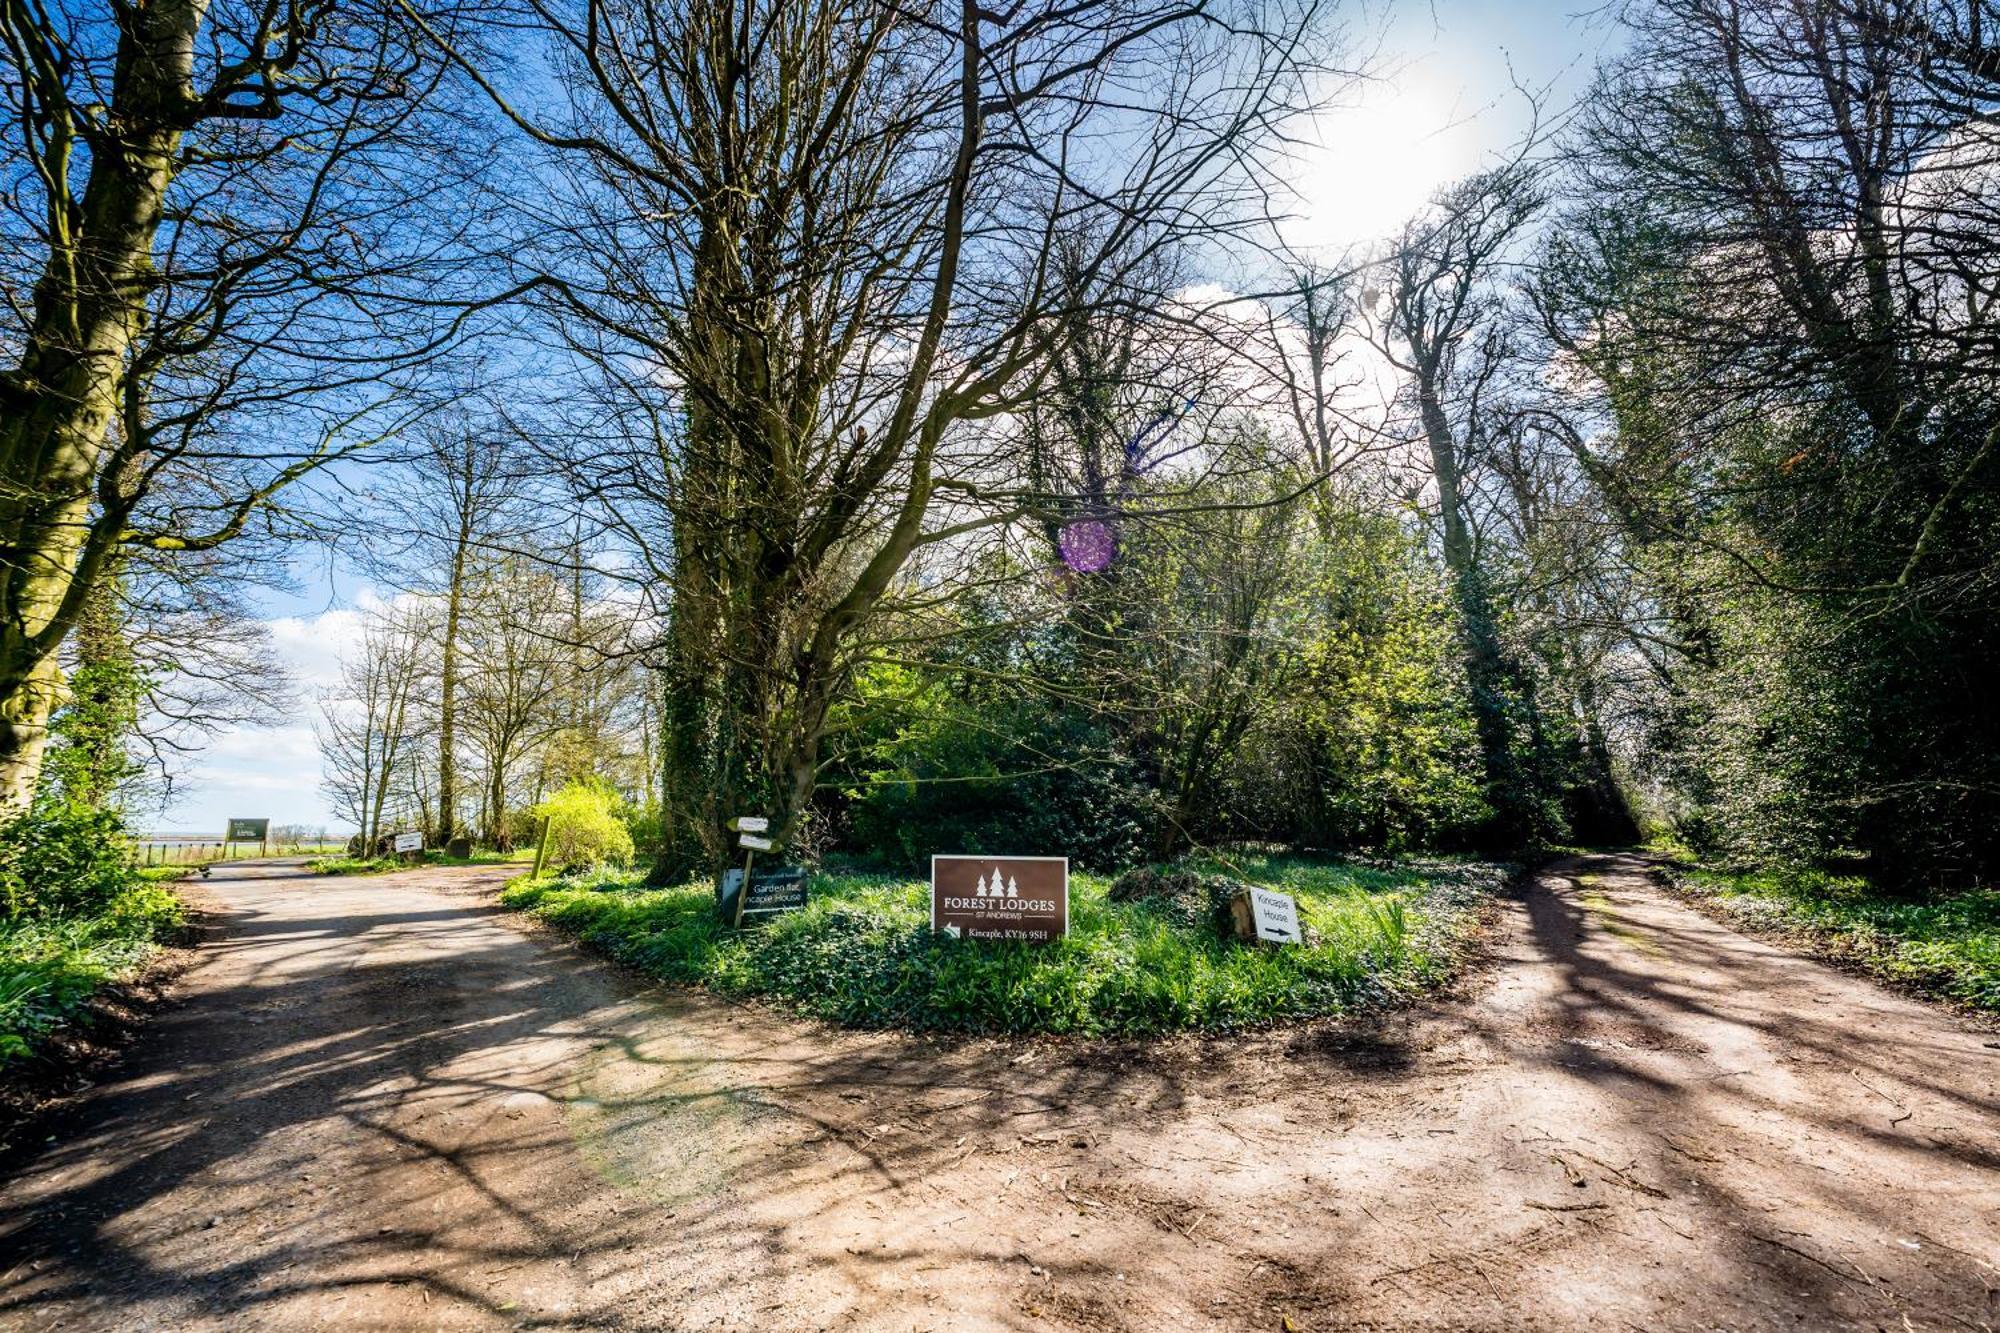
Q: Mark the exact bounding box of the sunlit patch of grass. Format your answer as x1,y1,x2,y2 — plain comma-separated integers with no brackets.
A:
1671,867,2000,1010
502,858,1504,1037
309,847,537,875
0,885,184,1063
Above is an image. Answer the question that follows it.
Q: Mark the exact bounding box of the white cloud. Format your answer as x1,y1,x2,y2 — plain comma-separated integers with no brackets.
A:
147,594,385,835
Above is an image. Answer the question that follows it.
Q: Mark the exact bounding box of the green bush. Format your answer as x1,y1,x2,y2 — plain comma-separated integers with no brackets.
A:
837,664,1160,874
0,802,181,1065
0,801,138,920
502,854,1500,1036
533,779,636,873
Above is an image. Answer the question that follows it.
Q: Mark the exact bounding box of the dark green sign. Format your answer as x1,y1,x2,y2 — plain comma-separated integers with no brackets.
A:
226,818,269,842
720,866,810,919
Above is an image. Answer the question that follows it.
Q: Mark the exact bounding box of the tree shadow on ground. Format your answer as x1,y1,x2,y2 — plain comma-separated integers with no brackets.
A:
1,856,1995,1331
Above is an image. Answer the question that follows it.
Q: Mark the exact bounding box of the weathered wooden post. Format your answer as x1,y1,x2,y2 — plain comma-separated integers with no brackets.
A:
531,815,553,879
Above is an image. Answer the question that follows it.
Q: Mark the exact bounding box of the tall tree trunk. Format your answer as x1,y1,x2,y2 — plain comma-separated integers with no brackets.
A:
0,0,204,808
437,495,471,844
1417,380,1531,847
486,753,509,851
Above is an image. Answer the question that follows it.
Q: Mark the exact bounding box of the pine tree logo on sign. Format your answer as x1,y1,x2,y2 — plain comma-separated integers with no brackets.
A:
973,870,1019,899
931,856,1067,943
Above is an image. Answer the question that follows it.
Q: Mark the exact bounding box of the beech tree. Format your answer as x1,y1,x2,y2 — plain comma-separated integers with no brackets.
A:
425,0,1338,874
0,0,494,808
1376,162,1555,845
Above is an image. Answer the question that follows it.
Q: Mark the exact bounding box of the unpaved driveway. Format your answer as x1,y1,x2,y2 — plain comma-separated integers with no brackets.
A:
0,854,1994,1331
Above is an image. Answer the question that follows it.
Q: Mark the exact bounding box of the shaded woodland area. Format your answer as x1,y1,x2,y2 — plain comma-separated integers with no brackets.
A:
1,0,1995,896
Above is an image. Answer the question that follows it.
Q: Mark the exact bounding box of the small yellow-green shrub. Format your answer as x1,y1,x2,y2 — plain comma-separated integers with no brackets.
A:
532,780,635,873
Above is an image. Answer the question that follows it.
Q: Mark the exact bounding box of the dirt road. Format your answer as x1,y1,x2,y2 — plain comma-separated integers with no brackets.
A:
0,855,1994,1331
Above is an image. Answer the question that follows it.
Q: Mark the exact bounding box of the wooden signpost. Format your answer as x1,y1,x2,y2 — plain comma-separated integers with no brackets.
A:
930,856,1068,943
722,815,807,927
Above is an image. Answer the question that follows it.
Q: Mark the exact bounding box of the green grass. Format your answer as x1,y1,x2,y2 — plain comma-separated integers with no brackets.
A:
308,847,535,875
1669,866,2000,1010
0,883,184,1063
502,854,1504,1036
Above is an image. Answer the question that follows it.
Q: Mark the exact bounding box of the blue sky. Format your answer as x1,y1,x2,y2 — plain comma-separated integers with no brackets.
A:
149,0,1618,836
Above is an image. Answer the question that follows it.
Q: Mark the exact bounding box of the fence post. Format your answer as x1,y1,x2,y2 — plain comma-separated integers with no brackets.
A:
532,816,553,879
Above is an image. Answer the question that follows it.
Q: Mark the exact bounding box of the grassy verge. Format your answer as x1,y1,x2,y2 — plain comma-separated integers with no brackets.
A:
1664,865,2000,1011
0,883,185,1063
308,848,534,875
502,853,1504,1036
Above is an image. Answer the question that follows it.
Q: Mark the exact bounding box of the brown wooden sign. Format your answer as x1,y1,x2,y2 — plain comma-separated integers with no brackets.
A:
931,856,1068,943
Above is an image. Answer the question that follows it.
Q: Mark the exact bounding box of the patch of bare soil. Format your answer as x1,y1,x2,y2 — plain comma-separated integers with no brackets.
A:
1,855,1995,1331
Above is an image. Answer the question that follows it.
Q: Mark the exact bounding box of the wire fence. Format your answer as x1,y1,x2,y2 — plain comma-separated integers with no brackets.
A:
130,837,348,867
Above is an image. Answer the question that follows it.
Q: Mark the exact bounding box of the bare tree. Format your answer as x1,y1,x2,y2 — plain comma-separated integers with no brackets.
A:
354,408,528,844
456,555,567,846
0,0,498,807
1374,162,1551,843
317,611,429,848
420,0,1340,875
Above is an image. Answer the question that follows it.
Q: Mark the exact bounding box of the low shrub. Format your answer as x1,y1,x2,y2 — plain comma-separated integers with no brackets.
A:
0,803,182,1065
0,802,135,919
307,854,404,876
533,780,635,873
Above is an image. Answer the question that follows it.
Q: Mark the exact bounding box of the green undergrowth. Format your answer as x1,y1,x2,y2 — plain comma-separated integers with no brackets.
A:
0,883,184,1063
502,853,1505,1036
1667,865,2000,1010
309,847,533,875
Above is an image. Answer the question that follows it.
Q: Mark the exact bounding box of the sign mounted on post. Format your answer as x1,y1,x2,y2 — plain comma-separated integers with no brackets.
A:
721,866,810,919
1246,887,1303,945
393,830,424,855
931,856,1068,944
728,816,770,833
226,818,269,843
738,833,774,852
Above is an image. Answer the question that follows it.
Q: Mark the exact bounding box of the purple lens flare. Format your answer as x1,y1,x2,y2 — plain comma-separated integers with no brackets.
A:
1059,519,1117,573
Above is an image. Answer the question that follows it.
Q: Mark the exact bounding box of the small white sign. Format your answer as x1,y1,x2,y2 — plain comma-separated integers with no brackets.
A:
738,833,774,852
1249,888,1302,945
393,831,424,854
731,816,770,833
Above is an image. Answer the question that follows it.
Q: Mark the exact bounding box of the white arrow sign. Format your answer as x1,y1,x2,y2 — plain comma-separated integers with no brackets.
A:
730,816,769,833
738,833,774,852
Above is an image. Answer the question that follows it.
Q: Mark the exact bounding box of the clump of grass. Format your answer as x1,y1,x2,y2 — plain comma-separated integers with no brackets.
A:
1669,866,2000,1010
0,884,183,1063
503,857,1501,1036
307,855,403,875
309,847,536,875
